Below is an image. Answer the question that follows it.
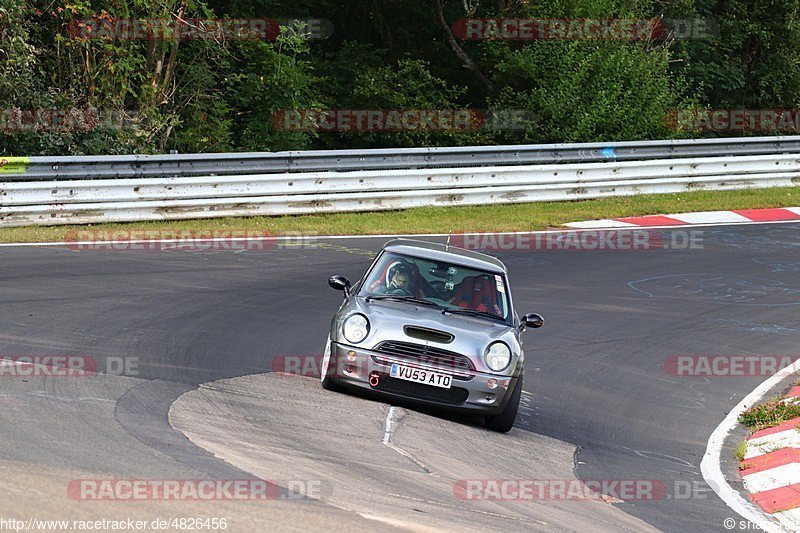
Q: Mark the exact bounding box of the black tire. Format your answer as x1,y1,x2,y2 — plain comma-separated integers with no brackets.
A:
485,373,523,433
321,369,340,391
320,338,341,391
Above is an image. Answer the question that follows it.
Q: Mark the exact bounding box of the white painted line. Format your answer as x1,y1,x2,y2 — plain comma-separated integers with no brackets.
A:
743,463,800,493
26,391,115,403
745,431,800,459
0,229,614,247
668,210,753,224
382,405,396,445
563,219,637,229
560,219,800,231
379,405,431,474
700,359,800,533
787,208,800,216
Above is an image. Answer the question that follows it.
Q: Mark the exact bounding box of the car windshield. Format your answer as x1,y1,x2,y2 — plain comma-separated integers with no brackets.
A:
359,251,511,322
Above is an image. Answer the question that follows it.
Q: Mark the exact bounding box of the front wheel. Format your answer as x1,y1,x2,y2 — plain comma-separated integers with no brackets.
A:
485,373,523,433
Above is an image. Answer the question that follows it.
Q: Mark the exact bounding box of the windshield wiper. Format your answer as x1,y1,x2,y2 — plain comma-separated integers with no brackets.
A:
365,295,446,310
443,308,506,322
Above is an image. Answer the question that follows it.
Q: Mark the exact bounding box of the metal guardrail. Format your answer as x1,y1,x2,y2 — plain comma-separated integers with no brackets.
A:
1,137,799,227
4,135,800,181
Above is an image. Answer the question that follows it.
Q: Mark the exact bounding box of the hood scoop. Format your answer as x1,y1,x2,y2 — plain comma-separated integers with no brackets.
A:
403,326,454,344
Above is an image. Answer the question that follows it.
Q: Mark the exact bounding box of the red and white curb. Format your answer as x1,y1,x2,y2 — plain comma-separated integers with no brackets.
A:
702,361,800,533
740,386,800,529
566,207,800,229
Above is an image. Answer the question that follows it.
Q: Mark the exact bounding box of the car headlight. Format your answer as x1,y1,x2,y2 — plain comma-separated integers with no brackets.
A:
343,314,370,344
484,342,511,372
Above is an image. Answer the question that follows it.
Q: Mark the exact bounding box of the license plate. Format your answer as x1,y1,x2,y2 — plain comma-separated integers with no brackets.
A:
389,363,452,389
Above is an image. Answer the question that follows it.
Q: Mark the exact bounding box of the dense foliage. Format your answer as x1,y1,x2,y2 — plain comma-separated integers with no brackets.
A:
0,0,798,155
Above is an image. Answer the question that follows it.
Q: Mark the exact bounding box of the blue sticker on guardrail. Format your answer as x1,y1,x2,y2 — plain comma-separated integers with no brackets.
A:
0,157,30,173
602,147,617,159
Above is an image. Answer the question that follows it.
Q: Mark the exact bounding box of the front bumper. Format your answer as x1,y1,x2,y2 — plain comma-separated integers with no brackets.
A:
327,341,519,414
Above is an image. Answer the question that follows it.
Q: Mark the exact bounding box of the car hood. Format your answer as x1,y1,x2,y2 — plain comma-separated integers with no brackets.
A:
334,297,521,374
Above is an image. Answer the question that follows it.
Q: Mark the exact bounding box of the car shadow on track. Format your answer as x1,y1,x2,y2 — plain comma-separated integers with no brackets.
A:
329,380,535,433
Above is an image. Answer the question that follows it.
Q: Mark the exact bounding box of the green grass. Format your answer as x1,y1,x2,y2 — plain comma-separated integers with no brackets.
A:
734,440,748,464
1,186,798,243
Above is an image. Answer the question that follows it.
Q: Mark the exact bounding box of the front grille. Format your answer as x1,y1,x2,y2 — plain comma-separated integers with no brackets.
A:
374,341,476,373
373,373,469,405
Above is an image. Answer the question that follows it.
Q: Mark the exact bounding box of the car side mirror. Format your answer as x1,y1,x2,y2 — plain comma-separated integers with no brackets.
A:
520,313,544,331
328,275,351,296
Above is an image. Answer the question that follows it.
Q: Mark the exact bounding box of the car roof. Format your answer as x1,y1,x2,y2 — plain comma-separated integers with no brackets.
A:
382,238,507,273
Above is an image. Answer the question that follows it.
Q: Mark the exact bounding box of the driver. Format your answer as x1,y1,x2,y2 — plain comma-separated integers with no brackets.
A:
366,260,418,295
387,265,413,293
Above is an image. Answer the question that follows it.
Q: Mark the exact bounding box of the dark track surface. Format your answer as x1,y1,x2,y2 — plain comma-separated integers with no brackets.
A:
2,223,800,531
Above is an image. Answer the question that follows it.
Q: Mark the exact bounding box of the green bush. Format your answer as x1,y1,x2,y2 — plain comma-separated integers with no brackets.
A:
2,0,800,155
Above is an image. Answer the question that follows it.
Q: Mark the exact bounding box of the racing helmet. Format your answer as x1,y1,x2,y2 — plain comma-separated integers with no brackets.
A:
385,260,414,288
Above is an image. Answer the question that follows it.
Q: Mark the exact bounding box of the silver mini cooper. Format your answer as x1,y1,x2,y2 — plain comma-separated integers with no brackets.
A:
323,239,543,432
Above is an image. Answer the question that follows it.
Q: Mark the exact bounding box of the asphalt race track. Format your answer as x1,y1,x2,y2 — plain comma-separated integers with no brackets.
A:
2,222,800,531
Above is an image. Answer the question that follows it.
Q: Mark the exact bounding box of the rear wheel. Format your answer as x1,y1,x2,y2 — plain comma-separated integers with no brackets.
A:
320,337,340,391
485,373,523,433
